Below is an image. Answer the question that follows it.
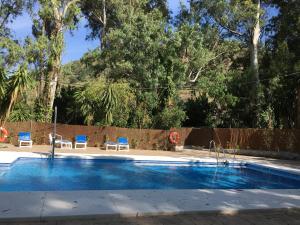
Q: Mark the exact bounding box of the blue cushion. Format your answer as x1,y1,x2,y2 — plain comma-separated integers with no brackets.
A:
117,137,128,145
75,135,87,143
19,132,31,141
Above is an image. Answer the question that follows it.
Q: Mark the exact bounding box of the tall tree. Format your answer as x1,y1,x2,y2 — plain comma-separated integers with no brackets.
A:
272,0,300,127
81,0,169,49
80,0,115,49
80,0,187,128
31,0,80,121
192,0,263,125
263,0,300,128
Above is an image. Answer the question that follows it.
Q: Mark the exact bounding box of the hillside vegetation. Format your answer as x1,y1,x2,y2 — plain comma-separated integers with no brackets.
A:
0,0,299,129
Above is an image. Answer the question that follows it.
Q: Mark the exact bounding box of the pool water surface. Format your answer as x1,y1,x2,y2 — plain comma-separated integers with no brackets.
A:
0,158,300,191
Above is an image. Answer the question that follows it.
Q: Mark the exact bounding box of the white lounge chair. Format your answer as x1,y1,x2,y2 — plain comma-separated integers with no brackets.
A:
104,141,118,150
49,133,72,149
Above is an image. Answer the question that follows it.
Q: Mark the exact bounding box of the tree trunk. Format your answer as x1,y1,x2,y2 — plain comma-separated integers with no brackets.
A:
44,23,63,118
249,0,261,126
99,0,107,49
0,91,17,126
49,71,58,111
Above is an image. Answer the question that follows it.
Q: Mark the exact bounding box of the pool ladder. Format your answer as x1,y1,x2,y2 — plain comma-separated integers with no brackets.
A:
209,140,231,165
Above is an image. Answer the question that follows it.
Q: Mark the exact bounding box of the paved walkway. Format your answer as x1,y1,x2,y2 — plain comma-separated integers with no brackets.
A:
1,209,300,225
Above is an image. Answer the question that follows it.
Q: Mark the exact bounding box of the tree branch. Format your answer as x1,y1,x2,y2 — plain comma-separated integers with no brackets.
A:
63,0,79,18
213,17,243,37
190,69,202,82
52,2,60,21
189,52,226,82
91,11,104,24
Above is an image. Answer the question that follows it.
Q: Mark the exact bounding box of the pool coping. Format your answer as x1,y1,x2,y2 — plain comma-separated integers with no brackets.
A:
0,151,300,220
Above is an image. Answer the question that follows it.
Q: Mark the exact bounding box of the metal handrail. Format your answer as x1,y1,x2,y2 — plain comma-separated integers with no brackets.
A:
209,140,231,165
209,140,216,156
232,148,236,160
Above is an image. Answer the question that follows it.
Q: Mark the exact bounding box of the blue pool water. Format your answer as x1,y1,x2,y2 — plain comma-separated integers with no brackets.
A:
0,158,300,191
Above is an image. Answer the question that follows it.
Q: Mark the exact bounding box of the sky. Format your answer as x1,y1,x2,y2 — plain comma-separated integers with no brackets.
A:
8,0,186,64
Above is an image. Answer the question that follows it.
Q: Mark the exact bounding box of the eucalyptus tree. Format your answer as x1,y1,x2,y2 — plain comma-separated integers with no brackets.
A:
81,0,169,49
273,0,300,128
30,0,80,121
262,0,300,128
80,0,117,49
99,0,188,128
173,3,243,127
191,0,264,125
192,0,262,82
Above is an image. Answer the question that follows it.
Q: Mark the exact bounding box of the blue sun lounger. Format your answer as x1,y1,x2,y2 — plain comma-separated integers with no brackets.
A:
18,132,33,148
75,135,87,149
117,137,129,151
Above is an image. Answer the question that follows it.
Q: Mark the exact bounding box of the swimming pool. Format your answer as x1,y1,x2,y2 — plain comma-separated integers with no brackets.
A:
0,157,300,191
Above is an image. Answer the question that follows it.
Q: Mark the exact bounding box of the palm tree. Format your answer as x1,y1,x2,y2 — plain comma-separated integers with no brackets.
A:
0,64,32,125
73,88,95,125
101,84,118,125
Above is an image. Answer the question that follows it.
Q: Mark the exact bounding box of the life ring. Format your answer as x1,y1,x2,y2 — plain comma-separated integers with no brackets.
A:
169,131,180,145
0,127,8,142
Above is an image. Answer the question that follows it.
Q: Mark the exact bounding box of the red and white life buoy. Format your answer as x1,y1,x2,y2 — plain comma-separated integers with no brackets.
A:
0,127,8,142
169,131,180,145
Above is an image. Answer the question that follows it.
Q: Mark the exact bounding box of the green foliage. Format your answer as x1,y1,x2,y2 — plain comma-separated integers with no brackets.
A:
0,64,32,123
0,0,24,37
73,78,135,126
1,0,299,130
0,66,7,98
33,100,52,122
0,35,33,123
79,1,190,128
192,0,263,41
8,101,32,122
26,0,81,122
155,106,186,130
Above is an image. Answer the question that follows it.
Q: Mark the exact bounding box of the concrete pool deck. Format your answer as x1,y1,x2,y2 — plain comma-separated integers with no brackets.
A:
0,146,300,222
0,189,300,221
